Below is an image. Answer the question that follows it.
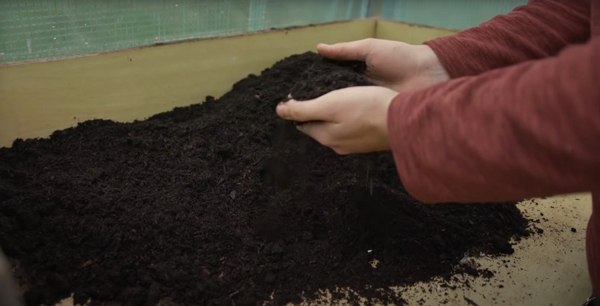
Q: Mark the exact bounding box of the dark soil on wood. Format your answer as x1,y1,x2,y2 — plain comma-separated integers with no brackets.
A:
0,52,531,306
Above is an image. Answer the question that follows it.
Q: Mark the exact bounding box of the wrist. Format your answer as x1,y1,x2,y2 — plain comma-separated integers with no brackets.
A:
415,45,450,85
378,88,400,151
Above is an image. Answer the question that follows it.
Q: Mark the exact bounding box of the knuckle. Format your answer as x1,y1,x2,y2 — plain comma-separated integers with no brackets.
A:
338,45,350,55
288,107,302,120
364,38,380,49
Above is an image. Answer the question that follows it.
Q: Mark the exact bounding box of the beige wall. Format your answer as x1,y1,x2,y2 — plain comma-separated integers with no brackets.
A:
375,19,457,44
0,19,377,148
0,19,461,148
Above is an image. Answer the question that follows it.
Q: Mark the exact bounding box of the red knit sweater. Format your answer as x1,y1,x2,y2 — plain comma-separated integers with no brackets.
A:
387,0,600,294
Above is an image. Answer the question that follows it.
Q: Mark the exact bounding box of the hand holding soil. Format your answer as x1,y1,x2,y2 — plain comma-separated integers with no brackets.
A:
317,39,450,92
280,53,398,155
279,40,451,155
277,86,398,154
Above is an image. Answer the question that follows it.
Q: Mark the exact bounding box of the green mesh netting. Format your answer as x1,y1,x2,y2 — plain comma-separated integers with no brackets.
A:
381,0,527,30
0,0,368,63
0,0,525,64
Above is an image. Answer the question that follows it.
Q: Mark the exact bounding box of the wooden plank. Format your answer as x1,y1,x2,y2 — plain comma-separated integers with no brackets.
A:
0,19,376,148
375,19,458,44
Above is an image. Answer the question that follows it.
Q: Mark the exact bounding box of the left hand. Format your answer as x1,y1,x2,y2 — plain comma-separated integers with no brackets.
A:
276,86,398,155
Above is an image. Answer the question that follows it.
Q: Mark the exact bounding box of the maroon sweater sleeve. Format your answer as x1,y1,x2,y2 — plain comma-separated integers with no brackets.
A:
387,37,600,204
423,0,590,78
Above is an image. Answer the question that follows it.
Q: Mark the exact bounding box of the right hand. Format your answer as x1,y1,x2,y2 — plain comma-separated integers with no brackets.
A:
317,38,450,92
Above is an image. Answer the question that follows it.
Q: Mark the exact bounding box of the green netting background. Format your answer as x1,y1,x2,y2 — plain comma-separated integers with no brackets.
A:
381,0,527,30
0,0,526,64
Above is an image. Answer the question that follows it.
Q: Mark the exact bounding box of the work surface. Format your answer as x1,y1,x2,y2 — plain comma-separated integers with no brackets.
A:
1,19,591,306
52,194,591,306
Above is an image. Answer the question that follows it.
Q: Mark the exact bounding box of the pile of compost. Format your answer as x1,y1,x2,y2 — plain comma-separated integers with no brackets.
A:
0,52,530,306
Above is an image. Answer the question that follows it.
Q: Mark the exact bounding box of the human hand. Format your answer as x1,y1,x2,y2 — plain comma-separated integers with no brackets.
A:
276,86,398,155
318,38,449,92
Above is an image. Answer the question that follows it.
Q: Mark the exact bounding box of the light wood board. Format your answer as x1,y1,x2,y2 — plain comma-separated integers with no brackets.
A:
0,19,376,148
374,19,458,44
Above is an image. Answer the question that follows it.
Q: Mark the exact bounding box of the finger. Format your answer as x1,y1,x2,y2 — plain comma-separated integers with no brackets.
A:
276,99,336,123
317,39,376,61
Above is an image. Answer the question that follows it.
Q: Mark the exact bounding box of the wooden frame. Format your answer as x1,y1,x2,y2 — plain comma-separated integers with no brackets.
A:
0,19,592,306
0,19,459,148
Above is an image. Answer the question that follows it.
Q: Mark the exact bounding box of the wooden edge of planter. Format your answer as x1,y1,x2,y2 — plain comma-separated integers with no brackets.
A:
374,19,458,43
0,18,454,148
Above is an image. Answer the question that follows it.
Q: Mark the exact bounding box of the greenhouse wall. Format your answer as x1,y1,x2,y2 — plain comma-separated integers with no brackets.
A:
0,0,527,64
380,0,528,30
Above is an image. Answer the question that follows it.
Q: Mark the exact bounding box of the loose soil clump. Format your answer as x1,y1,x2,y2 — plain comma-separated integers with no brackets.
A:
0,52,530,306
289,57,372,100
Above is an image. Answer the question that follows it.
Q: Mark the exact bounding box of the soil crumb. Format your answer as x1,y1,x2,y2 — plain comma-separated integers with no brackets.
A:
0,52,531,306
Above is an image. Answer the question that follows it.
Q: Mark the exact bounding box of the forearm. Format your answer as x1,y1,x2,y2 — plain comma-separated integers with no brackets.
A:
424,0,590,78
388,37,600,203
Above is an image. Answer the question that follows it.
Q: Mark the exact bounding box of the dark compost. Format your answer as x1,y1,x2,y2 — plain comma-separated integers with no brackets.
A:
0,52,531,306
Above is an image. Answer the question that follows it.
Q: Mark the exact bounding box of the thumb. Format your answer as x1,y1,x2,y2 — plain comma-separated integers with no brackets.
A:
276,99,334,123
317,39,375,61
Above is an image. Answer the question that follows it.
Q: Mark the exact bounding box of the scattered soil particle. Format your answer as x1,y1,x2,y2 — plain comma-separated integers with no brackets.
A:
464,296,479,306
492,236,515,255
0,52,531,306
